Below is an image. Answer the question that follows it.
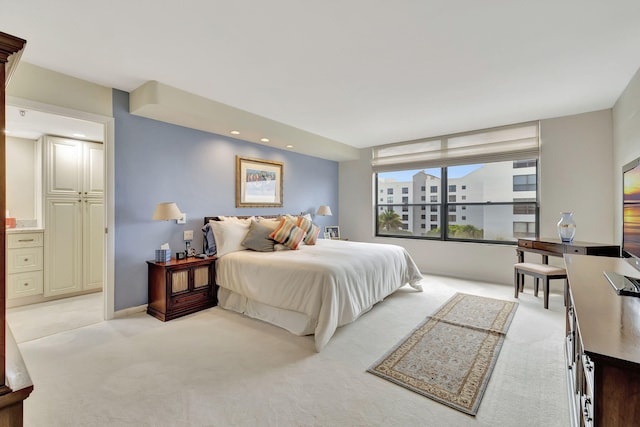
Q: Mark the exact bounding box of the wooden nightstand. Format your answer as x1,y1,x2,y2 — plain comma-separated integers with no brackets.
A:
146,256,217,321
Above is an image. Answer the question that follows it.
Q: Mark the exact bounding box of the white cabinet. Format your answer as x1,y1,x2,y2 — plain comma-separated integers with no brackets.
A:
43,136,104,297
6,231,44,299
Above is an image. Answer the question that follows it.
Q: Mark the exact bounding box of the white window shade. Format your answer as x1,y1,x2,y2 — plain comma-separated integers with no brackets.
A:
372,122,539,172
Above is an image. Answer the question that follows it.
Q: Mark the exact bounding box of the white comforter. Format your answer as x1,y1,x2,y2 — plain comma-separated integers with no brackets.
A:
215,239,423,351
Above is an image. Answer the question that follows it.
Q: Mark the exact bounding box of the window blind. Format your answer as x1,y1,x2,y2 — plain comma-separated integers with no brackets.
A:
372,122,539,172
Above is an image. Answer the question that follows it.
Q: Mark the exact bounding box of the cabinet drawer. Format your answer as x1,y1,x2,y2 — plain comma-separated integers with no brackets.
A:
7,247,43,273
7,232,44,248
7,271,44,299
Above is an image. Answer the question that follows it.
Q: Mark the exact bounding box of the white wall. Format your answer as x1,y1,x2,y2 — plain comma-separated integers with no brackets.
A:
339,109,615,285
6,136,38,220
613,66,640,241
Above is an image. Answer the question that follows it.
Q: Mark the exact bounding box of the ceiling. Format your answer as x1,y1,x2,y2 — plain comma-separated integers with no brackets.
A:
2,1,640,154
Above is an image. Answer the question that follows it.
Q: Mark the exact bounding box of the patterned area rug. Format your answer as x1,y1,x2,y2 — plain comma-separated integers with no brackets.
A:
367,293,518,416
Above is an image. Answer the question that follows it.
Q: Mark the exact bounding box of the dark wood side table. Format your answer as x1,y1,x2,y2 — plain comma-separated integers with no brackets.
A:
147,256,217,321
516,237,619,264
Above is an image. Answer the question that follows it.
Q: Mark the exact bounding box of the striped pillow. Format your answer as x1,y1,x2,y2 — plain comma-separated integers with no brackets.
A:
297,216,320,245
269,217,306,249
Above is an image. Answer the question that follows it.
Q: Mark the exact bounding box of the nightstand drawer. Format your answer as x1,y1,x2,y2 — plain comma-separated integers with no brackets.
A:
7,247,43,273
7,271,44,299
171,288,211,310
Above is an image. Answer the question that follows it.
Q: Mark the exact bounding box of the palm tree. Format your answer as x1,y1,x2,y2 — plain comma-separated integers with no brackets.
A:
378,210,404,232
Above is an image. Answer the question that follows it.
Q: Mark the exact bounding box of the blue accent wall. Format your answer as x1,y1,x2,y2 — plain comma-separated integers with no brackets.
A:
113,89,338,310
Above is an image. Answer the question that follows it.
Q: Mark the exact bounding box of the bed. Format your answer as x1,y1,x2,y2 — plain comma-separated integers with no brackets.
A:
204,215,423,351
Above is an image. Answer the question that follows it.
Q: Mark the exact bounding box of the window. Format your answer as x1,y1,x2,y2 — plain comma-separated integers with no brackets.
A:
374,122,539,243
513,222,536,237
421,195,426,201
402,187,409,194
387,196,393,203
387,188,394,194
402,196,409,204
402,214,408,220
421,186,426,191
421,214,426,219
513,174,536,191
402,206,408,212
513,159,536,168
513,198,536,215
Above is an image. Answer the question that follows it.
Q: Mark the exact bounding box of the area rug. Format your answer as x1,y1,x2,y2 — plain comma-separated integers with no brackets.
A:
367,292,518,416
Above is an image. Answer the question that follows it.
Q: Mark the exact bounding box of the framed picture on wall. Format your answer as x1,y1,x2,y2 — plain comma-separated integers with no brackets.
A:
325,226,340,239
236,156,284,208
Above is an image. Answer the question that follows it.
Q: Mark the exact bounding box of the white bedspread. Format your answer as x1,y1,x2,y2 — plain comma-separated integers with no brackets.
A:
215,239,423,351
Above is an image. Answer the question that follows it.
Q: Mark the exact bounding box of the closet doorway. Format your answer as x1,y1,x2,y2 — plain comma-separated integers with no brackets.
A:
4,100,114,343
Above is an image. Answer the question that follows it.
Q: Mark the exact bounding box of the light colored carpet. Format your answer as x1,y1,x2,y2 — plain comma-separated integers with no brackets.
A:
7,292,103,343
16,275,568,427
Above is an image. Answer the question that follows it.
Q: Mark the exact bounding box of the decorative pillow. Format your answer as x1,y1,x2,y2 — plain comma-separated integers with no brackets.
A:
209,219,250,257
269,217,306,250
201,222,217,255
296,216,320,245
257,217,281,230
242,220,276,252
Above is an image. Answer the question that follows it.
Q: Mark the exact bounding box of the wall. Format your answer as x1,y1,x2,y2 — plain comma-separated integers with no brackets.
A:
613,66,640,241
113,90,339,310
339,110,615,285
6,136,37,221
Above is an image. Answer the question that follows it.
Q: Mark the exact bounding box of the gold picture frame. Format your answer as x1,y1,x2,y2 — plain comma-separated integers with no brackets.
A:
236,156,284,208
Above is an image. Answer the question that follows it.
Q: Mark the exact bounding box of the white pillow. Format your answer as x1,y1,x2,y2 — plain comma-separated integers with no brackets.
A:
258,217,281,230
209,220,250,257
219,215,254,225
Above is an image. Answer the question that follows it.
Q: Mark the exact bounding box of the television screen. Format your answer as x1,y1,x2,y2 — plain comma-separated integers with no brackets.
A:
623,158,640,260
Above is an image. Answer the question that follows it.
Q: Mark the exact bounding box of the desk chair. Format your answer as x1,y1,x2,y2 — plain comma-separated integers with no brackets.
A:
514,262,568,309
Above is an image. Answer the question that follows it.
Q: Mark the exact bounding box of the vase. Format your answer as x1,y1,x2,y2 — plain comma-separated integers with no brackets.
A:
557,212,576,243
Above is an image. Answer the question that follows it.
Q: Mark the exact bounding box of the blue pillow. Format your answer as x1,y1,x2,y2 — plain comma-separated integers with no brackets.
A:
202,222,217,255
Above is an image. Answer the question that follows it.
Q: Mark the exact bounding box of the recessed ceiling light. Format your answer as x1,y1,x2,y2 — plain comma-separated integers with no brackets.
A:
285,145,294,149
73,133,86,138
230,130,240,135
260,138,270,143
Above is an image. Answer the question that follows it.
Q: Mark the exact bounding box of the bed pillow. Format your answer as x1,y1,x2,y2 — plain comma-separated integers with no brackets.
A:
257,217,281,230
242,220,276,252
219,215,254,225
201,222,217,255
209,219,250,257
296,216,320,245
269,217,306,250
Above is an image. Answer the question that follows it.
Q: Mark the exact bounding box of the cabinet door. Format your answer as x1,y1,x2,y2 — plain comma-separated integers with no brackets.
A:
83,142,104,198
44,198,82,296
46,136,82,196
83,198,104,290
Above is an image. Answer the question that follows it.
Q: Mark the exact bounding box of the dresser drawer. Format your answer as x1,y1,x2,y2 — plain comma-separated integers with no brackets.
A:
7,232,44,248
7,247,44,274
7,271,44,299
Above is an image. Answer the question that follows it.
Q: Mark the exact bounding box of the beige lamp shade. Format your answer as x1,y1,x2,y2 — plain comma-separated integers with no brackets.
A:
316,205,332,216
152,202,183,220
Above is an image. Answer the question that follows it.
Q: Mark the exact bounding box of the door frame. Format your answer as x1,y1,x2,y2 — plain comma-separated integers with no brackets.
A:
7,96,115,320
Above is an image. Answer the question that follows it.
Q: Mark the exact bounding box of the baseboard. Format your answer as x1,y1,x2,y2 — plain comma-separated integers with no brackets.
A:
114,304,147,319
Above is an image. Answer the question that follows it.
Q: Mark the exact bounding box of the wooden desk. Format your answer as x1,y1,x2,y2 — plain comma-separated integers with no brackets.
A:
516,237,619,264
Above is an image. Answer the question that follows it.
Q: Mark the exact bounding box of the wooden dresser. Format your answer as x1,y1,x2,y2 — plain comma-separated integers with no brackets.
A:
564,254,640,426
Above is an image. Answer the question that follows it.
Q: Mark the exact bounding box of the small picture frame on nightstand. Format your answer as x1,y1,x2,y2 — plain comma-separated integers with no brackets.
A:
325,226,340,239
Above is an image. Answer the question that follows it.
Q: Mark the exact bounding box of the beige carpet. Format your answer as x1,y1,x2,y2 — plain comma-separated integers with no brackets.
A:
15,275,568,426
